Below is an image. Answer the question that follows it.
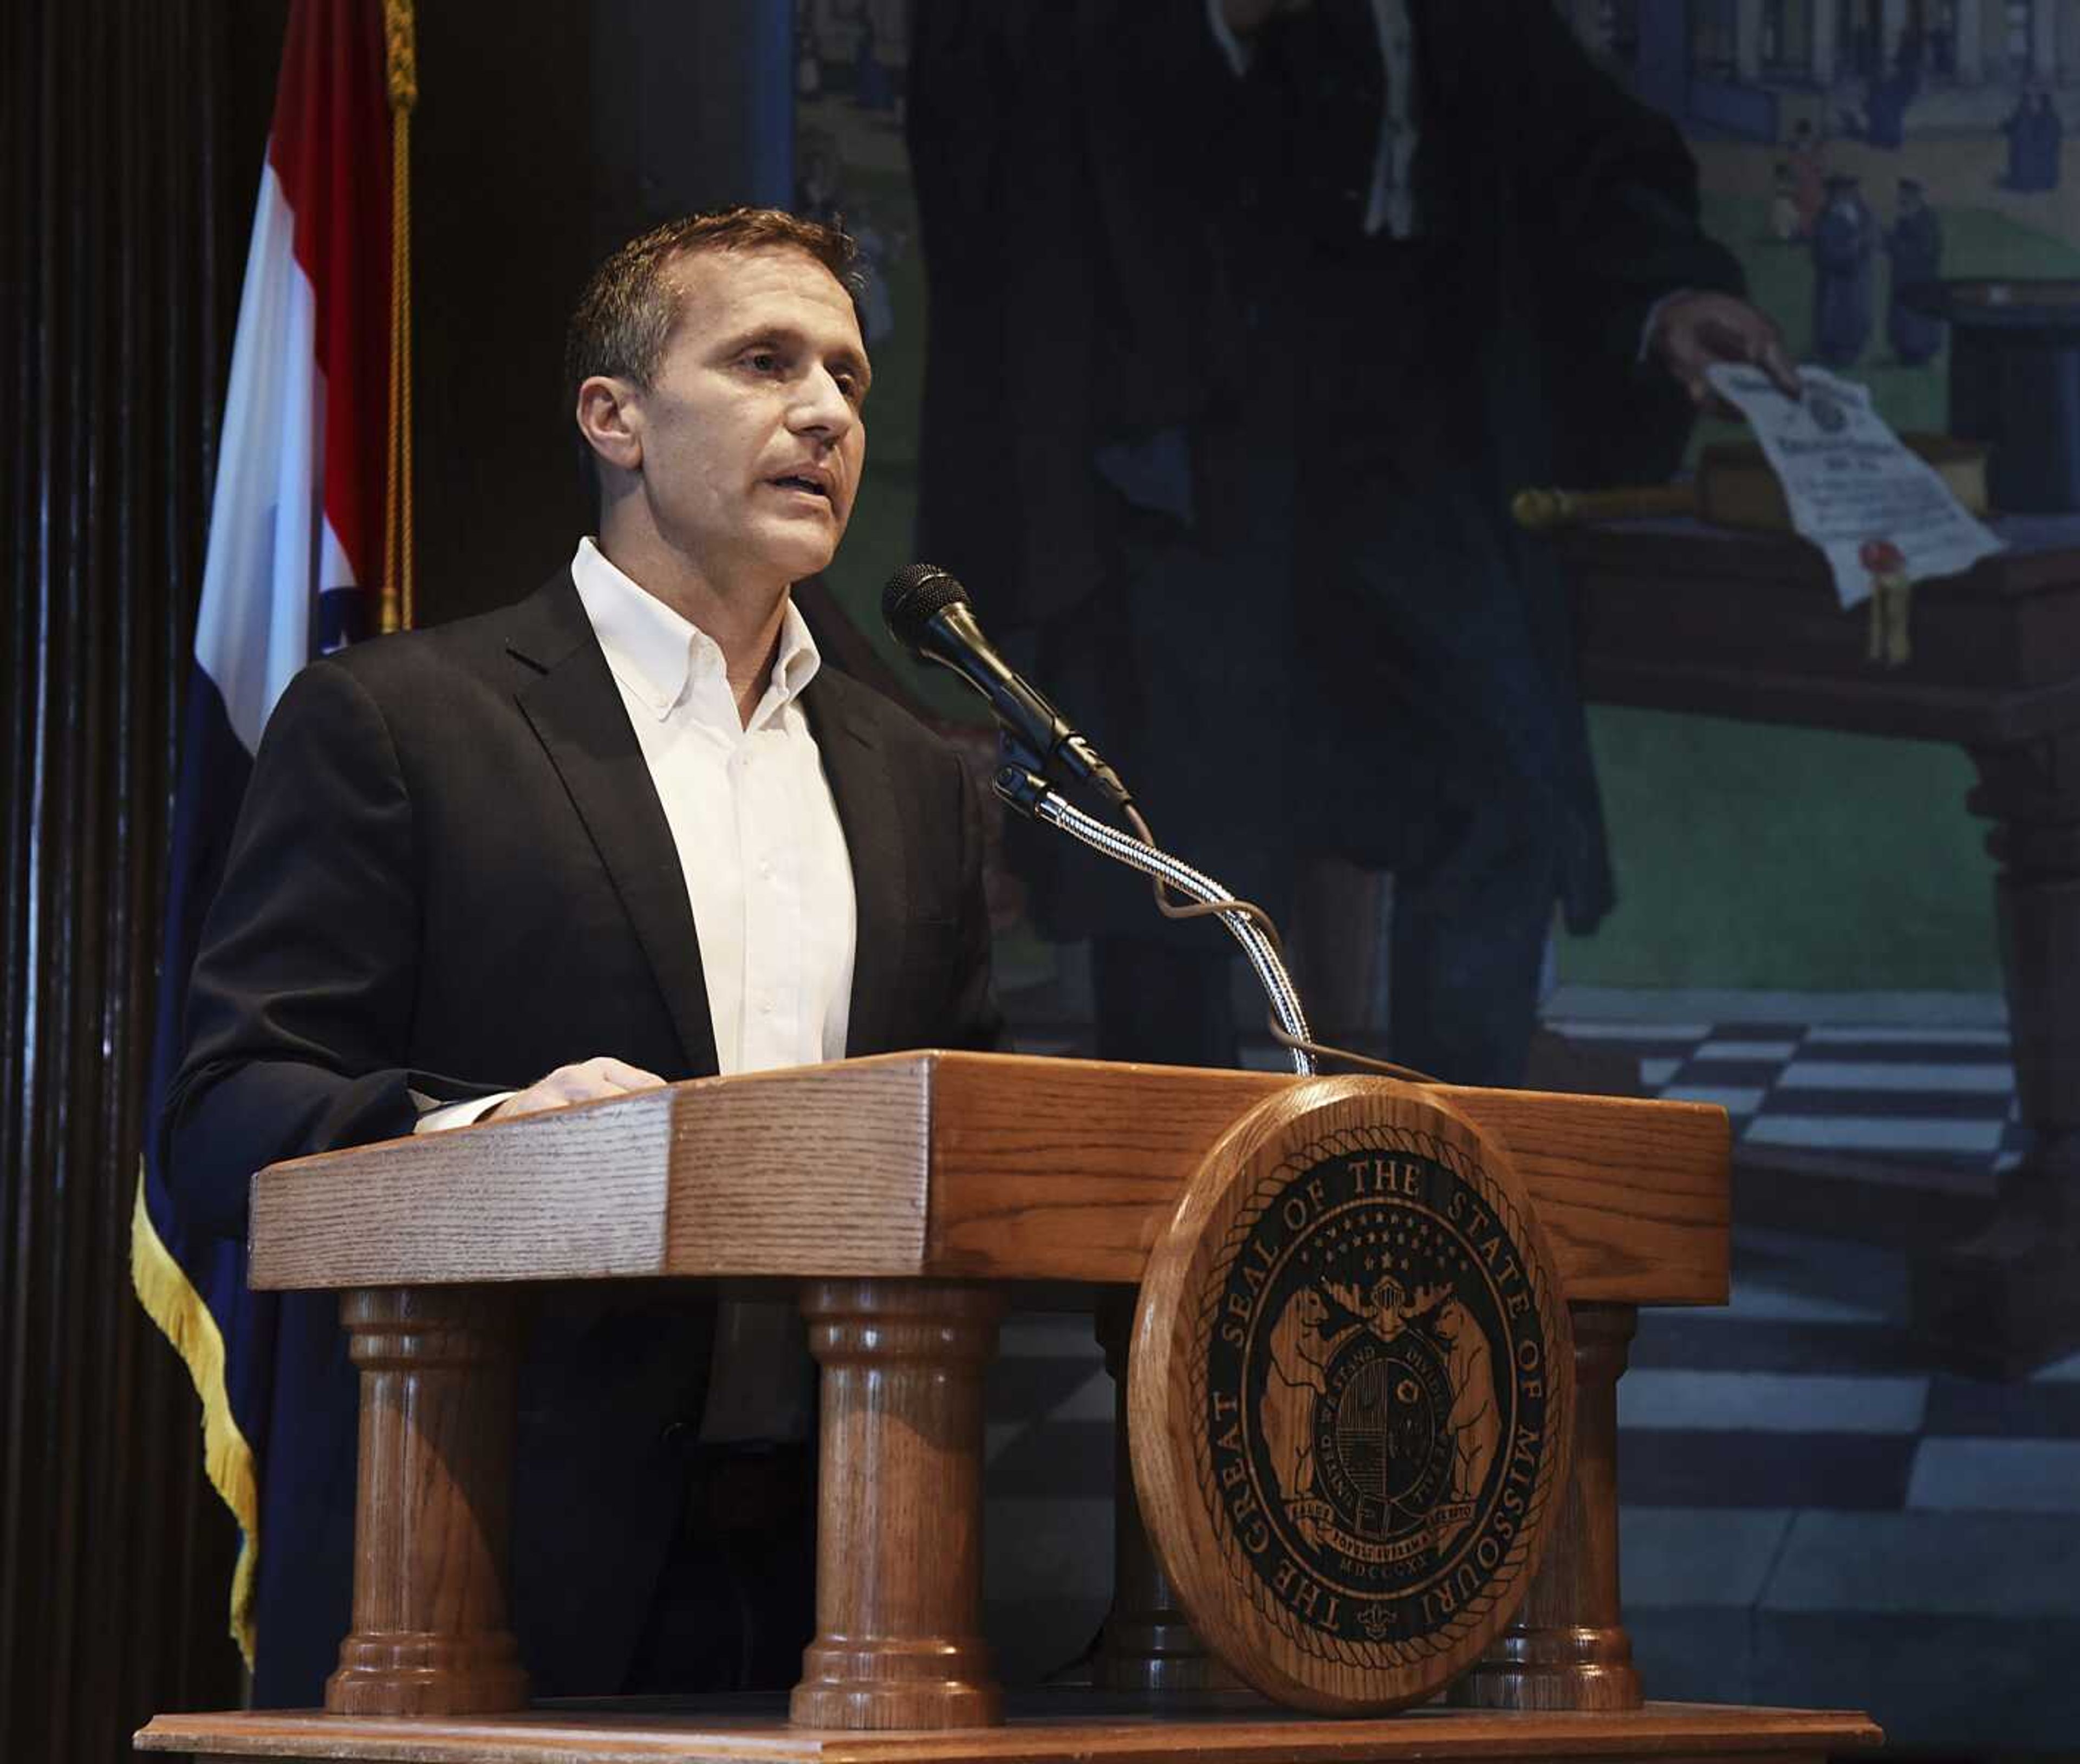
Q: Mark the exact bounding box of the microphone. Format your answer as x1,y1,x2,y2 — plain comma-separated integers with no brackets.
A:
882,563,1130,809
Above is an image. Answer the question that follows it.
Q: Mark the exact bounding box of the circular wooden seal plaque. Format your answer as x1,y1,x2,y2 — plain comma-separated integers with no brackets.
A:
1129,1078,1575,1712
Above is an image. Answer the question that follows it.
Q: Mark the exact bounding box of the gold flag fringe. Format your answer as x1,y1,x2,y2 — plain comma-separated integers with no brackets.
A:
128,1167,262,1668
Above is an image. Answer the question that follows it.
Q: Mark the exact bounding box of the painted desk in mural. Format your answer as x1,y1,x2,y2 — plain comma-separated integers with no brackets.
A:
1564,516,2080,1378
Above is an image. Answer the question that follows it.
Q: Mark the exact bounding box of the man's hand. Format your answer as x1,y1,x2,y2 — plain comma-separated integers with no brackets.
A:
1648,290,1801,413
486,1056,667,1121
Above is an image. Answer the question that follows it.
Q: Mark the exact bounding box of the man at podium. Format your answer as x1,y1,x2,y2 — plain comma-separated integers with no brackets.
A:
161,209,1003,1707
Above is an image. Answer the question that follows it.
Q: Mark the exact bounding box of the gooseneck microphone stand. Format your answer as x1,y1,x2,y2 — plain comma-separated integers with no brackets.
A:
992,756,1318,1078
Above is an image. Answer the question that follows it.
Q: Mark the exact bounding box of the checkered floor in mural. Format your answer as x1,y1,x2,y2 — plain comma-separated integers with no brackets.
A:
982,993,2080,1748
1017,998,2034,1176
1541,1013,2032,1176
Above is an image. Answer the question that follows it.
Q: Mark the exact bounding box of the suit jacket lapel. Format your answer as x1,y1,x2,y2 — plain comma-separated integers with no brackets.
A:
505,573,722,1079
803,671,908,1058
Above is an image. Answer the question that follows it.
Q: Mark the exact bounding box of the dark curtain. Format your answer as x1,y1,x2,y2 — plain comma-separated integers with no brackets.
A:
0,1,269,1755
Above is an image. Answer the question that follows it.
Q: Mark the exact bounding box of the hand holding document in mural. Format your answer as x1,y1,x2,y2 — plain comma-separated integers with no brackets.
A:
1649,290,1800,410
1706,364,2004,655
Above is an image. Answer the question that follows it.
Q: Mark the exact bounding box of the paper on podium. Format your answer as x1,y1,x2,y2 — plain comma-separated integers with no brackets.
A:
1706,362,2003,608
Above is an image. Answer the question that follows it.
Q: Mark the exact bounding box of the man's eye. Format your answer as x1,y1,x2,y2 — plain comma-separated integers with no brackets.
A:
746,350,783,374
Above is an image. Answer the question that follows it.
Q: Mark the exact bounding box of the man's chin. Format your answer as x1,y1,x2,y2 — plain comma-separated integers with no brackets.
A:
763,524,844,583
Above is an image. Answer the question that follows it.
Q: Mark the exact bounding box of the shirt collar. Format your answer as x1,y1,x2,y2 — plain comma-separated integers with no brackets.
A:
569,536,822,725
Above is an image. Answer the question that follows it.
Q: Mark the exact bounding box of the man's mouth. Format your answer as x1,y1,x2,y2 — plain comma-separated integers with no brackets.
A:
769,471,835,505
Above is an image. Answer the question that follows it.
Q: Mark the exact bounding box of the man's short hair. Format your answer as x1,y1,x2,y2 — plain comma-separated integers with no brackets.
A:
565,208,862,498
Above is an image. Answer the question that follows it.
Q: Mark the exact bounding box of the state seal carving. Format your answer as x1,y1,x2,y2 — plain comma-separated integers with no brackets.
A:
1129,1078,1574,1713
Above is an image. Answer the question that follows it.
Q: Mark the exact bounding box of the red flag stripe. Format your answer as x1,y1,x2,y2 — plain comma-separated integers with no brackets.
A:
264,0,391,592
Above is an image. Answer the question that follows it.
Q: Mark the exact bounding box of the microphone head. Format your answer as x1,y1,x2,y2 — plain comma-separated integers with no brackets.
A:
882,562,970,657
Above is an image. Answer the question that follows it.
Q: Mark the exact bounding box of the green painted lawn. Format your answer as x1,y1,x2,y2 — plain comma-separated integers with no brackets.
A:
1560,709,1999,991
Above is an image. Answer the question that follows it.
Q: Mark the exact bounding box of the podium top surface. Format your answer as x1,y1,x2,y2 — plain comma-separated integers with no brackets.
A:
247,1052,1730,1305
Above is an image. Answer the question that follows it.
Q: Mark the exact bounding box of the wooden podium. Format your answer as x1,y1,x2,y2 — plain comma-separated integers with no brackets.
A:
135,1051,1881,1763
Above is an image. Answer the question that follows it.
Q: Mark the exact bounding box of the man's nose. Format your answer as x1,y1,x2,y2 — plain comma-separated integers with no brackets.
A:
790,368,856,439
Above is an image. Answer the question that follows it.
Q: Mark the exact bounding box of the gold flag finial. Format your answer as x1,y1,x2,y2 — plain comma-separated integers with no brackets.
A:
383,0,418,112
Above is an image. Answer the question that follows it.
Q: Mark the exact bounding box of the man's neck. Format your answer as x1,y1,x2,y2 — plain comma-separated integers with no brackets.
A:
596,530,790,728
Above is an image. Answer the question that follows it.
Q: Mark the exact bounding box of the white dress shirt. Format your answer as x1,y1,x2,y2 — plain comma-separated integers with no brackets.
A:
569,536,856,1076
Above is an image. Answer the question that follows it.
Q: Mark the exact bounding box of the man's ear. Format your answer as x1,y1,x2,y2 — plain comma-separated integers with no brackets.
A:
575,375,644,478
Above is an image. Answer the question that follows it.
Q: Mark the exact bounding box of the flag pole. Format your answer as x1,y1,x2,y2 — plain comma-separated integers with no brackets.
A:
381,0,417,634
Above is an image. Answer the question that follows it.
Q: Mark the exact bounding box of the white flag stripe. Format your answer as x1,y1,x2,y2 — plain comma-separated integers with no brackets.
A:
193,159,358,756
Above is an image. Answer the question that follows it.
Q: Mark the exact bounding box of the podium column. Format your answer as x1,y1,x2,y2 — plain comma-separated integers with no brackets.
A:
1091,1291,1242,1692
792,1279,1005,1729
1451,1301,1643,1711
326,1286,528,1716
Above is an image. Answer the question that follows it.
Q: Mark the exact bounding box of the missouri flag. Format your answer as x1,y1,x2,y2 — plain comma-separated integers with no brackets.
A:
131,0,400,1672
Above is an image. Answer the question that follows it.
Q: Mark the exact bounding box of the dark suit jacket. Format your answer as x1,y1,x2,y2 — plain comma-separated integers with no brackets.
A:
164,569,1004,1705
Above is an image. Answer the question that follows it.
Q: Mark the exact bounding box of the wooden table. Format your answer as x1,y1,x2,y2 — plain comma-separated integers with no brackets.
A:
1565,516,2080,1375
134,1052,1881,1763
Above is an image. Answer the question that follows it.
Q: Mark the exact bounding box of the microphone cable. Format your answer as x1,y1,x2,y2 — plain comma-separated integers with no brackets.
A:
1115,798,1441,1090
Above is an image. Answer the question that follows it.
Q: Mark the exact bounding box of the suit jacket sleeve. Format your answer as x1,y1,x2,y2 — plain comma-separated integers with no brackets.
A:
1497,6,1744,484
161,656,502,1240
1509,7,1744,337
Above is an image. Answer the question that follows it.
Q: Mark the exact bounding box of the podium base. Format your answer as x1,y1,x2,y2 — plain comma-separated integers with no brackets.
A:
137,1694,1882,1764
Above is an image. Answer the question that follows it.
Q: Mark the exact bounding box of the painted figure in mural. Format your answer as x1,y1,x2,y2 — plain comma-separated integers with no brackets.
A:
1884,178,1945,367
2004,88,2065,192
908,0,1790,1086
1789,119,1826,240
854,15,893,110
1771,163,1803,243
795,131,842,230
1813,173,1877,367
849,205,900,344
1842,57,1919,149
2034,90,2066,192
2003,92,2032,188
795,0,822,97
